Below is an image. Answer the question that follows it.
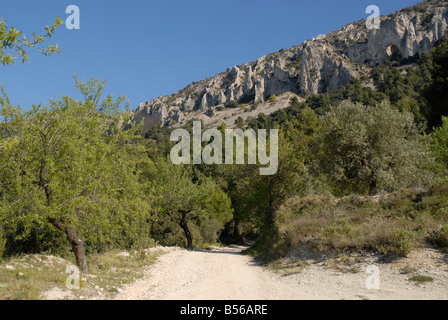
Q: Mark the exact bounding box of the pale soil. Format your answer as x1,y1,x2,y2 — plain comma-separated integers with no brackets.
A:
114,245,448,300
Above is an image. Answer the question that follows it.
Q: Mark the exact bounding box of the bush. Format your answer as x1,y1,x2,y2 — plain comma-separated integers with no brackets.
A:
431,116,448,168
225,101,241,109
235,116,244,128
383,228,416,256
314,101,434,196
432,225,448,252
262,186,448,260
409,275,434,283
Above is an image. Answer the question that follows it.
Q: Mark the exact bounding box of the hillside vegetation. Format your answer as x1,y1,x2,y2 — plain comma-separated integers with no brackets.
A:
1,1,448,300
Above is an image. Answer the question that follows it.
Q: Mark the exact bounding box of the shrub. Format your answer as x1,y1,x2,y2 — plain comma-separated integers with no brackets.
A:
225,101,241,109
384,228,416,256
409,275,433,283
235,116,244,128
432,225,448,252
431,116,448,168
314,101,434,196
263,185,448,261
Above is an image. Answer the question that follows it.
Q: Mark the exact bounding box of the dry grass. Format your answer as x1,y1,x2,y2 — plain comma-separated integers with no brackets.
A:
272,183,448,259
0,255,71,300
266,258,310,276
0,248,159,300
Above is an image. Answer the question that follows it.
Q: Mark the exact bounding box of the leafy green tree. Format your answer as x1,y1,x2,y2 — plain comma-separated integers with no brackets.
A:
0,78,151,273
314,101,433,196
0,17,62,66
148,160,232,248
215,106,322,238
205,162,262,243
254,107,322,225
423,39,448,129
432,116,448,169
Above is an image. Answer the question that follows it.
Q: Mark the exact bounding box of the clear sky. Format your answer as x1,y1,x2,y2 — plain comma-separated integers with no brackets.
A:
1,0,423,110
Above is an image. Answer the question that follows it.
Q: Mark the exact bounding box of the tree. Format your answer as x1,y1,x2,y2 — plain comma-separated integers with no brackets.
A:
423,39,448,129
431,116,448,169
213,106,322,239
314,101,433,196
0,17,62,66
0,78,151,273
253,107,322,225
148,160,232,248
235,116,244,128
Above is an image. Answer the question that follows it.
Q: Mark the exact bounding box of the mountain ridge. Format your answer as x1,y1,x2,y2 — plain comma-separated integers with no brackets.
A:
132,0,448,132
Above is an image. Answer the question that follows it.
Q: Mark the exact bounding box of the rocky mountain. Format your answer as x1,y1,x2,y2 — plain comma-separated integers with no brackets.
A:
133,0,448,132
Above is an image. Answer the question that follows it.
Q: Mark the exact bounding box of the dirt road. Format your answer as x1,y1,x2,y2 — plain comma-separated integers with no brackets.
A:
115,245,448,300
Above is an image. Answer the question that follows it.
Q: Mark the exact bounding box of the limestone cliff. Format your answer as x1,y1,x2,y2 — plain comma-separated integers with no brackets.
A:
133,0,448,131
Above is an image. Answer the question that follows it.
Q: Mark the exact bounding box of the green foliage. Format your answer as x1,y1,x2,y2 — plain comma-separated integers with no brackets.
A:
384,228,416,256
409,275,434,283
1,14,447,268
234,116,244,128
225,101,241,109
431,225,448,252
313,101,433,196
147,160,233,247
0,17,63,66
423,38,448,129
267,183,448,259
431,116,448,169
0,78,153,264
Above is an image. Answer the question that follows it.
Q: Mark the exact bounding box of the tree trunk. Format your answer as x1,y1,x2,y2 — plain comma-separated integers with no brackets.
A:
37,161,89,273
48,218,89,274
233,218,243,243
220,221,233,244
65,225,89,274
179,210,193,248
369,178,377,196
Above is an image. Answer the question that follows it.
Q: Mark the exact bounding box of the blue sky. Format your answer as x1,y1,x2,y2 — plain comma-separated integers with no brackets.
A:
1,0,422,110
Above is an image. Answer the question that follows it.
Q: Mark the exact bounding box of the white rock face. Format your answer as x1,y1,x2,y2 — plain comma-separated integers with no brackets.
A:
134,99,168,132
254,78,265,103
341,5,448,65
218,91,227,105
132,0,448,132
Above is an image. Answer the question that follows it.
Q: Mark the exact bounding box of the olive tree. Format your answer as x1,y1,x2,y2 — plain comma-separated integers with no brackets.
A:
314,101,434,196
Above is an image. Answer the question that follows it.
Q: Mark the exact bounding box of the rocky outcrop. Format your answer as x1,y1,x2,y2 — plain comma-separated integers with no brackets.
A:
329,1,448,65
133,0,448,131
134,99,168,133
